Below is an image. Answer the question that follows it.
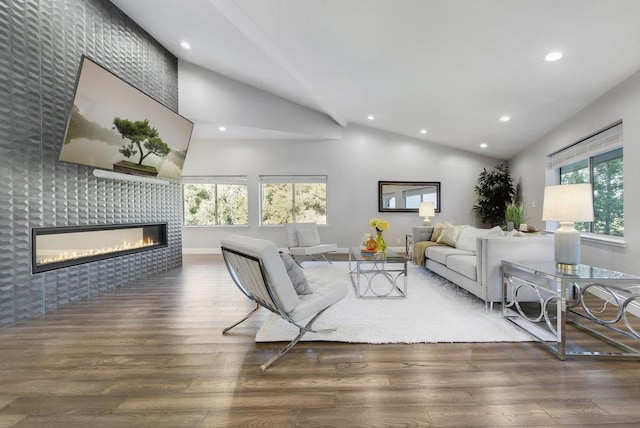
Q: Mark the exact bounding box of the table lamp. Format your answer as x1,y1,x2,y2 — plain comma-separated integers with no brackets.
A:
419,202,435,225
542,183,594,272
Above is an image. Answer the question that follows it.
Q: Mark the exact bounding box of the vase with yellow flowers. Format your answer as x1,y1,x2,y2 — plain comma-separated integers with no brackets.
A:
369,218,389,252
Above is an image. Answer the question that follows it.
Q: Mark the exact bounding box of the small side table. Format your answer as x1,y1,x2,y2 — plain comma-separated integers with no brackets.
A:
502,260,640,360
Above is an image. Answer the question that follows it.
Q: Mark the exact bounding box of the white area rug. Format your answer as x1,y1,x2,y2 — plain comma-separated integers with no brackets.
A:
255,262,534,343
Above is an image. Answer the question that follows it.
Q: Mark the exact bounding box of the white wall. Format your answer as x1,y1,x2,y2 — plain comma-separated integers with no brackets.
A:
510,69,640,274
181,123,500,252
178,59,501,252
179,60,342,140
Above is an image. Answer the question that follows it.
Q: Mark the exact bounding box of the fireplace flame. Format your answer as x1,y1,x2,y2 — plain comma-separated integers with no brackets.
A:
36,237,158,266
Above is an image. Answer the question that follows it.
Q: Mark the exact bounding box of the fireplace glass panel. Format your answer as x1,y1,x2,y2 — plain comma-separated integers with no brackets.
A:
32,223,167,273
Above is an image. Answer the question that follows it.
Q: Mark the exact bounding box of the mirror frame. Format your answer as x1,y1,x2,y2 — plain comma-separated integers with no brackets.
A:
378,181,441,213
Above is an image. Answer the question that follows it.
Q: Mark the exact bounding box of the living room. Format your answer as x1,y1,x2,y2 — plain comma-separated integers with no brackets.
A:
2,0,640,425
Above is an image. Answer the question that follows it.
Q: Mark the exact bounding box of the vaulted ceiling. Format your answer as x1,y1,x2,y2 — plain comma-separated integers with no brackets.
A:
110,0,640,159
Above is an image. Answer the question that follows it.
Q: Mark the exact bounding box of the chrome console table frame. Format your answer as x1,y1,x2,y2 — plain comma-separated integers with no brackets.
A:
502,260,640,360
348,247,407,298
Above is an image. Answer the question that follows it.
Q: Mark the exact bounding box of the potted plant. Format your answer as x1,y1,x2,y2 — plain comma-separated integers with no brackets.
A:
472,162,515,227
505,201,525,231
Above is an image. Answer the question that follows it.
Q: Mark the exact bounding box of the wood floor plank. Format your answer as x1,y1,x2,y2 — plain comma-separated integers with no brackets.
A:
426,403,557,427
11,412,208,428
0,254,639,426
297,406,434,427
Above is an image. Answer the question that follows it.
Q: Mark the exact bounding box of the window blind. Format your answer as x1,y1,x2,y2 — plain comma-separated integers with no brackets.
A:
182,175,248,185
550,122,622,170
259,175,327,184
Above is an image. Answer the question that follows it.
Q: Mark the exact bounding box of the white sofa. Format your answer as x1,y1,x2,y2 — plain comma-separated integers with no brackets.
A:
413,225,554,308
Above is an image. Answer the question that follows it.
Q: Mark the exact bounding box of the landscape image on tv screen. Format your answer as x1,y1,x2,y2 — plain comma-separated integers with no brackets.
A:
59,56,193,180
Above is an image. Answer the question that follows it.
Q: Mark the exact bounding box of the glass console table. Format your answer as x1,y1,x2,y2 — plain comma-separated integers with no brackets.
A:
348,247,407,298
502,260,640,360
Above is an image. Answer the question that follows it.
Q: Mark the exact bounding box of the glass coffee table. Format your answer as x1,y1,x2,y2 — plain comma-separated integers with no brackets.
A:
348,247,407,298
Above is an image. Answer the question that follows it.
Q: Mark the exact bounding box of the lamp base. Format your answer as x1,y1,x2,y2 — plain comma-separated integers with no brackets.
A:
422,218,431,226
554,221,581,266
555,262,578,273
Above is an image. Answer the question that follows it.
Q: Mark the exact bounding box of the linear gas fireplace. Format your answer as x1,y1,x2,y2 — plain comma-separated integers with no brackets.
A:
31,223,167,274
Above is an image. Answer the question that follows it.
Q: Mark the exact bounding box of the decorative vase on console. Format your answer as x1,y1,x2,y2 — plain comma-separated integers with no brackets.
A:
369,217,389,253
375,230,386,252
365,236,378,251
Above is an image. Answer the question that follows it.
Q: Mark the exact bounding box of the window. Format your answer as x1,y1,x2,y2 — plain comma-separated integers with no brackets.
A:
551,123,623,237
382,194,396,209
403,187,439,209
260,175,328,225
183,176,248,226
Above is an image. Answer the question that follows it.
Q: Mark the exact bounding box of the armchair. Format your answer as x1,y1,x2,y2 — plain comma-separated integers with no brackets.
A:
221,234,347,371
284,222,337,264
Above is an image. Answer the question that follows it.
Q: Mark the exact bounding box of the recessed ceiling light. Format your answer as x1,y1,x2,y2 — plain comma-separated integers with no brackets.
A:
499,115,510,122
420,129,427,134
367,115,374,121
480,143,488,149
180,41,191,50
218,126,226,132
545,51,563,62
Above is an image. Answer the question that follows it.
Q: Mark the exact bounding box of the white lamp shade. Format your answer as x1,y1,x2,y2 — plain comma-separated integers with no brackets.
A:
419,201,435,218
542,183,594,222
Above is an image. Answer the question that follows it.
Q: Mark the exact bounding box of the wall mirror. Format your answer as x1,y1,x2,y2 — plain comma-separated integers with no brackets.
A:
378,181,441,213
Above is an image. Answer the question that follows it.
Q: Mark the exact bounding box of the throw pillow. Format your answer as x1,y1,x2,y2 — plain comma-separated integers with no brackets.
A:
437,222,463,247
485,225,505,238
295,223,321,247
455,225,505,253
455,225,480,252
430,222,444,242
280,253,312,295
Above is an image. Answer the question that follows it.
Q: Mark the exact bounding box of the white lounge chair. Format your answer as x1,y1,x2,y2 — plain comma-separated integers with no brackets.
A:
284,222,337,264
220,234,347,371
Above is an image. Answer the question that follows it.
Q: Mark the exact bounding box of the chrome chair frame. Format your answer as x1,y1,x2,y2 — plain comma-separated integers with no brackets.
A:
221,246,336,371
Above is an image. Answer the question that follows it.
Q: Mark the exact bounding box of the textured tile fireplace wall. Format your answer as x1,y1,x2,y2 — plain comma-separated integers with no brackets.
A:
0,0,183,327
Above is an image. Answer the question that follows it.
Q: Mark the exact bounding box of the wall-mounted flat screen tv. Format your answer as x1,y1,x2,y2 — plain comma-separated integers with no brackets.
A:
59,55,193,180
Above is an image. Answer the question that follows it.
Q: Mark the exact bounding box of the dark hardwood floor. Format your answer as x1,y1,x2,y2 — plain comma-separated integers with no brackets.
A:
0,254,639,427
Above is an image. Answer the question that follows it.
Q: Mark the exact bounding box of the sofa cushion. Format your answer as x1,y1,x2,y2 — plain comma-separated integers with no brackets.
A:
437,222,464,247
426,245,474,265
430,222,444,242
456,225,504,253
413,240,443,267
446,255,477,281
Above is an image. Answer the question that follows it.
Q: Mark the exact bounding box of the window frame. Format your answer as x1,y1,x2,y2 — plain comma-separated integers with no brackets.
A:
549,122,623,241
182,176,249,227
259,175,328,226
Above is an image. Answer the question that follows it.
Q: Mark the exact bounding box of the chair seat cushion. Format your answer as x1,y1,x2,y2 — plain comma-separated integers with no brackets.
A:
289,244,338,256
288,270,348,321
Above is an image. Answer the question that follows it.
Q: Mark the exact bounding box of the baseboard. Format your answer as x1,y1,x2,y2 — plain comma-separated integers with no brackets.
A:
182,246,402,255
183,248,221,255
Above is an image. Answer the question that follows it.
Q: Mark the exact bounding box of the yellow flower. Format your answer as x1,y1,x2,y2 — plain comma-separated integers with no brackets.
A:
369,218,389,231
